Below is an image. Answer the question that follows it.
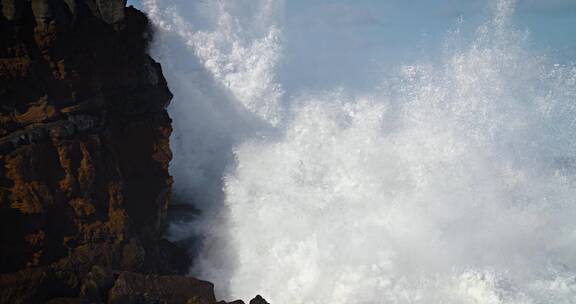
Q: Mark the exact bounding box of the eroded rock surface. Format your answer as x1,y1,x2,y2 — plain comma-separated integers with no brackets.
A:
0,1,270,303
0,0,174,302
0,0,173,273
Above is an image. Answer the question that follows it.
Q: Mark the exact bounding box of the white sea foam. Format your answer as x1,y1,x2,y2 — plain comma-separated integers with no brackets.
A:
145,0,576,303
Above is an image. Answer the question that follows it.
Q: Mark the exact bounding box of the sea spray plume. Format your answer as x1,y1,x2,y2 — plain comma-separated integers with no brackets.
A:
206,1,576,304
142,1,284,217
142,0,286,296
146,0,576,302
143,0,285,125
494,0,515,28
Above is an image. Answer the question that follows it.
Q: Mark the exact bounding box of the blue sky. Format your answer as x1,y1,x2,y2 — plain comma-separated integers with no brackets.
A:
280,0,576,90
128,0,576,58
130,0,576,91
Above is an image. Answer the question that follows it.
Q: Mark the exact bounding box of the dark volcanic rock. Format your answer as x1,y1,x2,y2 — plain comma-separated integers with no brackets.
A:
249,295,270,304
108,272,216,304
0,1,271,303
0,0,173,272
0,0,178,302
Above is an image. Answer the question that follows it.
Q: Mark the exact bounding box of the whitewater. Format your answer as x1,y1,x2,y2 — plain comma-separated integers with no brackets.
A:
143,0,576,303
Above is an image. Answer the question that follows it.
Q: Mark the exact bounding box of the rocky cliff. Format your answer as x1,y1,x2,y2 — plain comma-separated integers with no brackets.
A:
0,1,264,303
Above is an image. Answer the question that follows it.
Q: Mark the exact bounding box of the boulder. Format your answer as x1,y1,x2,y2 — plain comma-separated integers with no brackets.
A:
96,0,126,24
249,295,270,304
1,0,23,20
108,272,217,304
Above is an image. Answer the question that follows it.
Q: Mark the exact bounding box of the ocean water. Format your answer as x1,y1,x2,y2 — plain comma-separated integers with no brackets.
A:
143,0,576,303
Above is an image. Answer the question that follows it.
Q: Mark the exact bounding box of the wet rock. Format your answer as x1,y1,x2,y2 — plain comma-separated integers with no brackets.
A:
95,0,125,24
0,0,175,301
108,272,217,304
45,298,84,303
0,1,272,303
1,0,24,21
79,266,115,303
0,0,172,271
249,295,270,304
31,0,53,22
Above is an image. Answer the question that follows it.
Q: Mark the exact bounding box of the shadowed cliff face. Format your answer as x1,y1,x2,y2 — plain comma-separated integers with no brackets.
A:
0,0,183,302
0,2,269,303
0,0,173,270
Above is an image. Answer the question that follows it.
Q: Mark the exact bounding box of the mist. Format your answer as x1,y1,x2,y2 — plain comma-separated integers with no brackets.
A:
143,0,576,303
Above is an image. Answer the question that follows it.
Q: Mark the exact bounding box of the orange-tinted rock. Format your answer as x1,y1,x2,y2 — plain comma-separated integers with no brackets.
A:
0,0,177,301
0,1,273,303
108,272,217,304
0,0,172,270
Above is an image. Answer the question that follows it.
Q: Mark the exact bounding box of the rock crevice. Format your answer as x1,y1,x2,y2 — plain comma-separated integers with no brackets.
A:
0,1,263,303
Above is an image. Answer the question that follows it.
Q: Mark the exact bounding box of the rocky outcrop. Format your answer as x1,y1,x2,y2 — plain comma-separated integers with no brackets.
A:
0,1,267,303
0,0,173,274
